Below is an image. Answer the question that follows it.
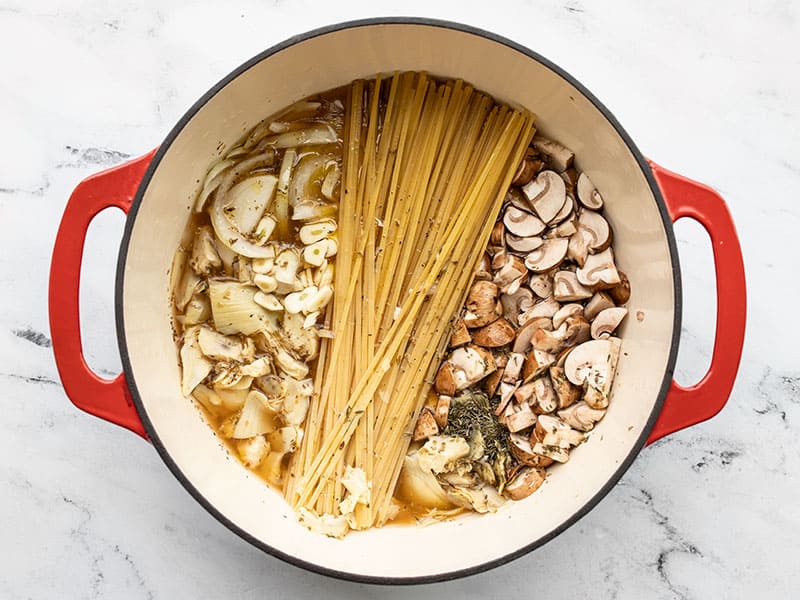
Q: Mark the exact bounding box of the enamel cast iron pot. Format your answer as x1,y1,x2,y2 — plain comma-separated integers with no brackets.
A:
48,19,746,584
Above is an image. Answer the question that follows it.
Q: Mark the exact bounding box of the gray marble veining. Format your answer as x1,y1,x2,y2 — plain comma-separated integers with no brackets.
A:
1,1,798,598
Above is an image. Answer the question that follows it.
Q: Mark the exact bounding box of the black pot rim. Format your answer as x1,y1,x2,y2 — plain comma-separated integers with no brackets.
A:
116,16,682,586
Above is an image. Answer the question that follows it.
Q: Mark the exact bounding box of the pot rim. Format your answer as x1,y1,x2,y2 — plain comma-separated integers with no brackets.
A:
115,16,682,585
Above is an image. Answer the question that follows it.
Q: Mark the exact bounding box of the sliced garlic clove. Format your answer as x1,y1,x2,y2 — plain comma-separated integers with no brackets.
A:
303,285,333,313
299,219,337,245
303,239,328,266
254,291,283,312
253,274,278,293
254,215,277,244
284,286,319,314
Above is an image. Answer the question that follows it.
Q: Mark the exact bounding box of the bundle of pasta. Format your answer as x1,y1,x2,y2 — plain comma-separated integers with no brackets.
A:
285,73,535,535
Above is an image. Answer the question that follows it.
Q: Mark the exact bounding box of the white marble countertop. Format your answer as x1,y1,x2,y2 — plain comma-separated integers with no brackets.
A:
1,1,797,598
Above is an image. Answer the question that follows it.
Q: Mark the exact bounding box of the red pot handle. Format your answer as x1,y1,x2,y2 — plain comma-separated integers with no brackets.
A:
49,150,157,439
646,162,746,444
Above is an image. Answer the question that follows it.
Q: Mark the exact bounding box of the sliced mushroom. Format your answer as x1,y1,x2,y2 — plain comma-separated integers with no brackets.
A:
503,206,546,237
584,291,616,321
506,402,537,433
532,322,568,353
532,136,574,173
508,433,554,468
506,233,543,253
434,395,451,429
525,238,569,272
511,156,539,186
567,229,589,267
531,441,569,464
475,252,493,282
554,215,578,238
500,287,535,325
553,271,593,301
536,414,586,448
521,171,567,224
412,408,440,442
463,280,502,329
551,195,574,225
558,401,606,431
449,319,471,348
577,209,612,252
550,365,581,409
506,187,532,212
434,362,457,395
504,466,546,500
576,172,604,210
552,303,583,329
591,307,628,339
472,318,516,348
576,248,621,289
493,254,528,293
528,273,553,299
561,168,580,195
531,377,558,414
484,367,504,397
564,338,621,409
190,225,222,275
519,297,560,324
502,352,526,383
513,317,552,353
490,221,505,247
449,345,497,390
493,380,518,416
563,315,592,347
513,380,536,404
608,271,631,305
523,349,555,382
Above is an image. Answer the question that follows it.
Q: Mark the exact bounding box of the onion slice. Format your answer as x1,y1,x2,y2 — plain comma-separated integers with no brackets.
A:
288,153,333,208
272,124,338,149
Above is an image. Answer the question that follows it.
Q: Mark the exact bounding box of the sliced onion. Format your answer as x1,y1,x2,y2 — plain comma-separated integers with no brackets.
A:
276,100,321,121
194,158,235,212
289,153,332,208
272,124,338,149
321,163,341,200
291,200,337,221
226,174,277,234
210,192,276,259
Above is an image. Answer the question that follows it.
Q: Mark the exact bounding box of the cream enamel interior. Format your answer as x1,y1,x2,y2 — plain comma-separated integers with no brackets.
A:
121,23,676,579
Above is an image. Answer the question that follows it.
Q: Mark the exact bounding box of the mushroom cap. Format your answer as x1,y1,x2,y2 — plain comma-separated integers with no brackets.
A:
506,233,544,253
552,303,584,329
591,307,629,339
472,318,516,348
508,433,554,468
551,194,575,225
584,291,616,321
563,338,621,393
576,248,621,288
514,317,553,354
434,362,458,395
577,209,612,252
503,205,546,237
608,271,631,305
523,348,555,382
525,238,569,272
532,136,574,173
576,172,604,210
522,170,567,224
557,400,606,431
500,287,535,326
519,297,560,324
493,254,528,289
449,318,472,348
412,408,440,442
504,466,546,500
490,220,505,247
549,365,582,409
528,272,553,299
553,270,593,301
464,280,502,328
531,376,558,414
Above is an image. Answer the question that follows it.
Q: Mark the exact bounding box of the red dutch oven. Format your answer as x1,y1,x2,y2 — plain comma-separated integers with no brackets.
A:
48,19,746,583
